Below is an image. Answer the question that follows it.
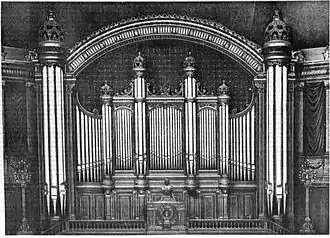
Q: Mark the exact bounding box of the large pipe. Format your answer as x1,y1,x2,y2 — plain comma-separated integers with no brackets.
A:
275,65,283,214
282,65,288,214
42,66,50,214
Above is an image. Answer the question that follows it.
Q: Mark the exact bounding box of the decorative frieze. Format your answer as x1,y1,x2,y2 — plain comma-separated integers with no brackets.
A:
67,16,263,76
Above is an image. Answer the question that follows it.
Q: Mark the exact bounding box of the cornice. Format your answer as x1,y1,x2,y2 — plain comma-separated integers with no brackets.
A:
1,62,34,81
299,62,329,81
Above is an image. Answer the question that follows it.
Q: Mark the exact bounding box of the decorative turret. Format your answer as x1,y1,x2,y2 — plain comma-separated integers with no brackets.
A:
263,10,292,65
38,10,66,65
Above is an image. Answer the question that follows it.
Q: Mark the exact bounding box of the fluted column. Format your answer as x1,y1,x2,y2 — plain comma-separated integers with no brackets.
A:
132,53,148,192
254,77,267,219
263,10,292,223
26,81,37,156
217,81,230,175
183,53,199,194
37,10,67,222
64,78,76,220
100,81,115,200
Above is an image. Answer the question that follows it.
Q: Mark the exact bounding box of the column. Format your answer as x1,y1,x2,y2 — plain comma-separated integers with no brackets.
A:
217,80,230,175
100,81,115,205
64,78,76,220
26,81,37,156
37,10,67,222
132,52,148,192
183,52,198,194
254,77,267,219
263,10,292,223
286,60,300,231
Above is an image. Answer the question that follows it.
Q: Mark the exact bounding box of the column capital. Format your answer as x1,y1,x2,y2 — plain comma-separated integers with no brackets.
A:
254,81,266,94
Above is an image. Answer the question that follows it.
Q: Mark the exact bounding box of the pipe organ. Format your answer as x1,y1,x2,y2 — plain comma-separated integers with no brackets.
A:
73,52,258,183
14,9,314,235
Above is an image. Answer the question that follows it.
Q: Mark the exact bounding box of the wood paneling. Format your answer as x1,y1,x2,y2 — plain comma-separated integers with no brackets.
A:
119,195,131,220
95,195,104,220
79,195,90,220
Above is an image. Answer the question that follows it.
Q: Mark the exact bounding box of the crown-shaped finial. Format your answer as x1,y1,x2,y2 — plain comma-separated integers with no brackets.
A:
183,51,196,76
38,9,65,42
133,52,145,76
100,80,113,96
218,80,229,96
264,10,291,43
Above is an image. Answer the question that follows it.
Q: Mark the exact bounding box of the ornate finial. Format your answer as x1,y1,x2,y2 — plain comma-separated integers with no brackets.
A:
133,52,145,76
217,80,229,96
292,50,305,63
100,80,113,96
183,51,196,76
184,51,196,68
38,10,65,42
264,10,291,43
273,10,280,21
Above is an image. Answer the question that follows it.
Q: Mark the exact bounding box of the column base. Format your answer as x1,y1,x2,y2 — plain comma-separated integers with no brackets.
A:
135,175,148,192
185,175,199,196
299,217,317,234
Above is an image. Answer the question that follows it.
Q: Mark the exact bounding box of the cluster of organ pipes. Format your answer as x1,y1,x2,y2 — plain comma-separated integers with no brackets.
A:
198,106,218,170
114,106,134,170
149,105,184,170
73,52,257,183
75,98,103,182
266,64,288,216
229,102,256,181
42,65,66,216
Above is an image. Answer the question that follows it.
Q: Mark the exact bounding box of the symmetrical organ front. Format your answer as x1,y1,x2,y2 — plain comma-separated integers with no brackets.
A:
72,50,260,226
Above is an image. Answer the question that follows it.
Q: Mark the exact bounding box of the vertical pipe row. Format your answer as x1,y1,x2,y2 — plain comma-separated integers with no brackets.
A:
246,111,251,180
76,107,81,181
42,65,66,217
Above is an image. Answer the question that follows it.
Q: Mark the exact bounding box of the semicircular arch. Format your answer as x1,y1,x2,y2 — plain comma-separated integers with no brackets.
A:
67,15,263,76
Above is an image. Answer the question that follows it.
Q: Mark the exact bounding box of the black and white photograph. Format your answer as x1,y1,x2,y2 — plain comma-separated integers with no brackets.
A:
1,0,329,235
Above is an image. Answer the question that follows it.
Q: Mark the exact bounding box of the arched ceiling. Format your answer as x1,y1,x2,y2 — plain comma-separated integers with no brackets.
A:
1,1,329,51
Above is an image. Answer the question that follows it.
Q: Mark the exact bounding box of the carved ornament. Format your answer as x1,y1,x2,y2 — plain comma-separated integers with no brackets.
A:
67,15,263,76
